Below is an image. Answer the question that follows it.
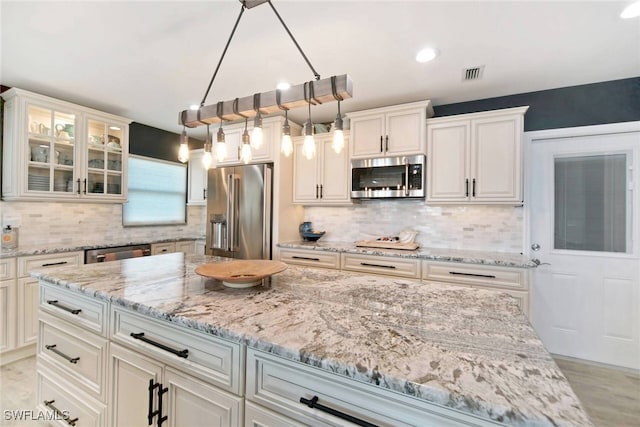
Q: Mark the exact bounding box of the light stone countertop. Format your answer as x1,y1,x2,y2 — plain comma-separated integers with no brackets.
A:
32,253,589,426
0,236,205,258
278,241,537,268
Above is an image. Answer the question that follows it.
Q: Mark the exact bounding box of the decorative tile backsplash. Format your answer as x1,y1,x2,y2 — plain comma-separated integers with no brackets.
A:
0,201,206,248
303,201,524,253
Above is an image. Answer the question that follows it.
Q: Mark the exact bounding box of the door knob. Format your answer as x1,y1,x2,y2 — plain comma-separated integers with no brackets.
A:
531,258,551,266
531,243,540,251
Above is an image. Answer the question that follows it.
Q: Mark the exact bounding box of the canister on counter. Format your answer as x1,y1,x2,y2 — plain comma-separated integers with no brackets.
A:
2,226,18,249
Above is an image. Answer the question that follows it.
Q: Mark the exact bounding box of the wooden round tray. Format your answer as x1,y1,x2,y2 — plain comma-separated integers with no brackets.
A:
195,260,287,288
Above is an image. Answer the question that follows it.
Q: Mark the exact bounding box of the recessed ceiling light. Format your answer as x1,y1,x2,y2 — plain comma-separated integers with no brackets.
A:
189,104,200,110
415,47,439,63
621,0,640,18
276,82,291,90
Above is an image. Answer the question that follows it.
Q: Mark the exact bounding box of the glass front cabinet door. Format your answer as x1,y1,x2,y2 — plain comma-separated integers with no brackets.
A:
1,88,130,202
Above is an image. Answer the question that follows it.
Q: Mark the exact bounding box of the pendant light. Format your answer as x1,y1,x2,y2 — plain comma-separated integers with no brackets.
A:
331,76,345,154
178,124,189,163
215,101,227,162
240,117,252,164
277,88,292,157
281,110,293,157
251,93,263,149
302,81,316,160
202,125,213,170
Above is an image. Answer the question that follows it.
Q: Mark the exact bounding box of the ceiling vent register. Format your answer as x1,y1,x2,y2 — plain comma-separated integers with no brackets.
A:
463,66,484,81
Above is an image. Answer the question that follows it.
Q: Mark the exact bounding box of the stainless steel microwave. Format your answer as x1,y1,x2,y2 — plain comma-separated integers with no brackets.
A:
351,154,425,199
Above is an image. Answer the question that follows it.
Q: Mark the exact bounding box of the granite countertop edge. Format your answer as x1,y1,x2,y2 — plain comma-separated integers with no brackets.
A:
278,241,537,268
0,236,206,258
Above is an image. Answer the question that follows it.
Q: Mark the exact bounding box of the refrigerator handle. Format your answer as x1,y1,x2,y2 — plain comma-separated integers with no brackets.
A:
226,174,234,252
263,165,273,260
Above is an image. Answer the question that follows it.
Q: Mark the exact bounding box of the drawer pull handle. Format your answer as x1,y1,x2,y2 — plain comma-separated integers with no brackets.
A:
292,256,321,261
448,271,496,279
46,300,82,315
45,344,80,364
41,261,69,267
44,399,79,426
300,396,378,427
360,262,396,269
148,380,160,425
130,332,189,359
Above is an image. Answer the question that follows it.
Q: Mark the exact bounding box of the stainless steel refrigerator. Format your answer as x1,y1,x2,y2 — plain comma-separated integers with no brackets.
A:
206,163,273,260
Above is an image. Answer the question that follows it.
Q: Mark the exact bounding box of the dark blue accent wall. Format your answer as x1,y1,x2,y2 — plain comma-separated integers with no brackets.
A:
433,77,640,131
129,122,203,163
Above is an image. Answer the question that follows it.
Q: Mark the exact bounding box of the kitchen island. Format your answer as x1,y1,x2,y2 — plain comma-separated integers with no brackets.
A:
32,253,590,426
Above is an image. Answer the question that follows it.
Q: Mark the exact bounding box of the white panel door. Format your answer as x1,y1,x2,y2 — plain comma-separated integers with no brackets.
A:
527,123,640,369
385,108,425,155
350,114,385,158
427,121,469,201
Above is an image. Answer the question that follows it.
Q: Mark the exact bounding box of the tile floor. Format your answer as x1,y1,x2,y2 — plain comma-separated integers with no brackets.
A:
0,356,638,426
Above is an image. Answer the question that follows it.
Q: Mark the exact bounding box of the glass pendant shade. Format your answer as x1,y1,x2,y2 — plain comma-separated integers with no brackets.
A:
215,125,226,162
251,125,263,149
281,114,292,157
332,129,344,154
241,124,252,164
202,150,213,169
302,119,315,160
281,134,293,157
178,128,189,163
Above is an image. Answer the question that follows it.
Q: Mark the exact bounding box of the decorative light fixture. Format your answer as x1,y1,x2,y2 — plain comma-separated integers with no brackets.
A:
215,102,227,162
331,76,344,154
251,93,263,149
177,0,352,162
302,81,316,160
276,88,292,157
202,124,213,170
178,112,189,163
241,117,252,164
415,47,439,63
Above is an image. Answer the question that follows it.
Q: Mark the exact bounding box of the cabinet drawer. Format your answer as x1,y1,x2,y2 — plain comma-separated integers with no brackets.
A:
245,401,305,427
247,349,500,427
0,257,16,280
151,242,175,255
280,249,340,269
40,282,109,336
175,240,195,254
423,261,527,290
111,307,243,395
341,253,420,279
36,369,106,427
19,251,83,277
39,311,108,401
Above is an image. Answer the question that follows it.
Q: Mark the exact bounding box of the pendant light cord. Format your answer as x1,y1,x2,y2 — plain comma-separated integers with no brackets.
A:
200,4,246,107
267,0,320,81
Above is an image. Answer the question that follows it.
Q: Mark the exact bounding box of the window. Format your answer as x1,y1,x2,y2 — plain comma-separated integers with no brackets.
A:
123,155,187,226
554,153,629,253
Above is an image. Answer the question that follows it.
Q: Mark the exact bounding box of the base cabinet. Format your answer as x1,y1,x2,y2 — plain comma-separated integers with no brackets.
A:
109,343,242,427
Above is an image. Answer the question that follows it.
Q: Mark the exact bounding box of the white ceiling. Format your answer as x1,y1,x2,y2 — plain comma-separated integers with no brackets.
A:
2,1,639,139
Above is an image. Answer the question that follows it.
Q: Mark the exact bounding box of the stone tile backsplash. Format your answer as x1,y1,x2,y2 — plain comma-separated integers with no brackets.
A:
304,201,524,253
0,201,206,248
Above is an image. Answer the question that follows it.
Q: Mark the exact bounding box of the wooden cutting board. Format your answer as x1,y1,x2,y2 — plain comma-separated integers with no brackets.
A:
195,260,287,288
355,240,419,251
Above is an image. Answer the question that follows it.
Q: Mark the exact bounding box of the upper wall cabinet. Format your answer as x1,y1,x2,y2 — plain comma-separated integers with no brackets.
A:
187,149,207,205
347,100,434,159
426,106,529,204
1,88,130,202
213,116,301,166
293,132,351,205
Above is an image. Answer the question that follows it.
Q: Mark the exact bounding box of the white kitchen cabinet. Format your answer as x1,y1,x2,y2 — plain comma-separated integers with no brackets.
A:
109,343,243,427
0,251,84,366
246,348,501,427
1,87,130,202
422,260,530,317
214,116,300,166
292,132,351,205
427,106,528,204
0,258,16,355
279,248,341,269
188,149,208,205
341,253,421,279
347,100,433,159
151,240,196,255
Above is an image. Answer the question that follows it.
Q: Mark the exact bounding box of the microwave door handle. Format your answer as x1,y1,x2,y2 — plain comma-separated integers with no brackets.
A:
404,160,410,196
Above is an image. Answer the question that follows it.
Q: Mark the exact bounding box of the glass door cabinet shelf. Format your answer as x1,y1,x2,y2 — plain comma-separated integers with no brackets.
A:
2,88,130,202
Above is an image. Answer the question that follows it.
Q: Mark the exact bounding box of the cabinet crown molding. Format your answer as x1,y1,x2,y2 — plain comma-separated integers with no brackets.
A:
427,105,529,124
346,99,434,119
